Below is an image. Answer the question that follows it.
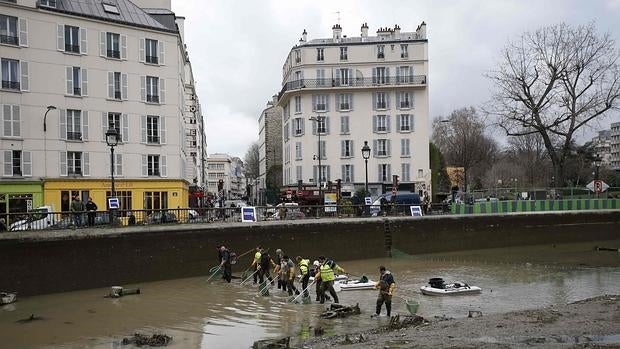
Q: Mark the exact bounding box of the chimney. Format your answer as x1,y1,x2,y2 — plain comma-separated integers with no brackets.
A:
394,24,401,37
175,16,185,42
417,21,427,38
302,29,307,43
332,24,342,42
361,22,369,38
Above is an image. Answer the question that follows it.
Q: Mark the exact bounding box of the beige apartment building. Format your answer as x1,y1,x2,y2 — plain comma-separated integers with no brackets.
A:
257,96,283,204
277,22,430,198
0,0,205,218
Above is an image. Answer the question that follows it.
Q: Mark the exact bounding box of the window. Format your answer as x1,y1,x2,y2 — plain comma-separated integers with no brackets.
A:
146,115,160,144
379,164,391,182
314,117,327,134
339,47,347,60
284,145,290,163
316,69,326,86
316,48,324,61
377,45,385,59
294,96,301,113
294,50,301,63
102,3,120,14
401,164,411,181
146,76,159,103
341,140,354,158
314,165,329,183
296,166,302,181
2,105,20,137
1,58,19,90
401,139,411,157
340,115,349,134
147,155,160,176
145,39,158,64
373,67,388,84
397,92,413,109
107,112,122,140
375,139,390,157
106,191,132,216
283,101,290,120
144,191,168,210
65,66,85,96
40,0,57,7
3,150,30,177
106,32,120,58
418,169,424,178
398,66,412,83
66,109,82,141
0,15,18,45
293,117,304,135
374,92,388,109
337,93,352,110
283,122,289,141
401,44,408,58
342,164,354,183
65,25,79,53
338,68,351,86
317,140,326,159
398,114,413,132
313,94,328,111
67,151,83,175
373,115,390,132
295,142,302,160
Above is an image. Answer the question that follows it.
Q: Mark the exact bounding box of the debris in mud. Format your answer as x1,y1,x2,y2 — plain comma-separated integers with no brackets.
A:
314,326,325,336
252,336,290,349
107,286,141,298
16,314,46,324
121,333,172,347
319,303,361,319
388,315,425,329
468,310,483,318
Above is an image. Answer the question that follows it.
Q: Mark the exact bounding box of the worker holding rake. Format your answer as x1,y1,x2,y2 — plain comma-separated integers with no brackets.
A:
372,265,396,317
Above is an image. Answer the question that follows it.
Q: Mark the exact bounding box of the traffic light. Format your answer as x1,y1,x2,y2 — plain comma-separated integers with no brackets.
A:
218,179,224,191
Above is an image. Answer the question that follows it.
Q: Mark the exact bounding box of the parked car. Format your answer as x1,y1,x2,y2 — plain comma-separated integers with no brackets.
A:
370,192,422,216
146,211,178,224
9,206,58,231
266,203,306,220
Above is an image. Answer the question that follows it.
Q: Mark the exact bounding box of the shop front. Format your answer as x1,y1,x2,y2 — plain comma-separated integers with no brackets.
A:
0,181,44,225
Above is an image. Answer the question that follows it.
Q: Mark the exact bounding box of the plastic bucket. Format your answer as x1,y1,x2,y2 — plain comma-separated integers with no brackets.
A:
405,300,419,315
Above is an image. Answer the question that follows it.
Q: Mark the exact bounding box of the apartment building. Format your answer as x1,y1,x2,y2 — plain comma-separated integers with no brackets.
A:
0,0,205,218
206,153,231,198
611,122,620,171
277,23,430,198
257,96,283,204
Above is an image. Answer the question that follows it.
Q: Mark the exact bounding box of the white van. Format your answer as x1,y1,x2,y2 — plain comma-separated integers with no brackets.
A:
9,206,58,231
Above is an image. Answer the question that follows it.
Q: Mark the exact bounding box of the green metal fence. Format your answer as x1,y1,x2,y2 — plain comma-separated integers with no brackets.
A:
451,198,620,215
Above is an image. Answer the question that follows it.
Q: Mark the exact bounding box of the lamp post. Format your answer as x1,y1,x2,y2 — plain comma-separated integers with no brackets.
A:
594,154,602,198
361,141,371,194
309,116,325,207
43,105,56,181
105,128,119,225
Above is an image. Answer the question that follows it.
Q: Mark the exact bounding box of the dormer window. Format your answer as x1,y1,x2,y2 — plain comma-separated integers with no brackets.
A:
40,0,57,8
103,3,120,15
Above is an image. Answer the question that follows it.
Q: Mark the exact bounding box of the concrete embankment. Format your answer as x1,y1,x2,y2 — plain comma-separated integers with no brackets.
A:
0,210,618,296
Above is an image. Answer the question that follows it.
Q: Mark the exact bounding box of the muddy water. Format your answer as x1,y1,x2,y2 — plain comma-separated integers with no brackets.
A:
1,241,619,349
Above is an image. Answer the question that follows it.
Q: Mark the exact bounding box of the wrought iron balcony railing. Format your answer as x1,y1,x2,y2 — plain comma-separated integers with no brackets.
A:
65,44,80,53
147,95,159,103
2,80,20,90
73,87,81,96
0,35,18,45
66,131,82,141
107,50,120,59
278,75,426,100
146,55,158,64
147,135,160,144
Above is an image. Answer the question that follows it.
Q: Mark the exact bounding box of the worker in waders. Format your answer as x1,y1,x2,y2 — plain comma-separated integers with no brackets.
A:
296,256,311,298
282,256,300,296
219,245,232,283
372,265,396,317
273,249,285,290
316,255,346,304
250,246,262,284
311,260,330,302
258,248,277,284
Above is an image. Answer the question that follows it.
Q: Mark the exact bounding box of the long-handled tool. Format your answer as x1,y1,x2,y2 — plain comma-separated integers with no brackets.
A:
380,291,419,315
290,279,316,303
240,270,259,286
256,274,279,297
206,265,222,282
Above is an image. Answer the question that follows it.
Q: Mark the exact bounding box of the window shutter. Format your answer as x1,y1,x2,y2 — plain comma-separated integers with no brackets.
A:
325,95,330,111
372,68,377,84
57,24,64,51
395,66,400,82
18,19,28,47
161,155,167,177
101,112,107,141
340,140,345,157
372,93,377,111
301,118,305,134
387,164,391,179
60,151,67,176
372,115,377,132
350,94,354,110
141,155,147,176
80,28,87,54
160,117,166,144
66,67,73,94
411,115,415,132
326,165,330,181
139,38,145,62
373,140,378,157
116,153,123,176
159,78,166,104
59,109,66,139
108,72,114,99
350,165,355,182
140,76,146,101
12,105,20,137
3,151,11,176
141,115,147,143
20,62,29,91
396,114,401,131
122,114,129,142
120,34,127,59
325,116,330,134
350,140,354,158
312,118,317,135
377,164,382,181
409,65,414,81
386,67,390,83
82,111,89,140
387,140,392,156
83,152,90,176
2,105,8,137
99,31,106,56
159,41,165,65
396,93,401,110
340,116,345,133
386,92,390,109
386,115,391,133
121,73,128,100
401,139,406,155
78,68,87,96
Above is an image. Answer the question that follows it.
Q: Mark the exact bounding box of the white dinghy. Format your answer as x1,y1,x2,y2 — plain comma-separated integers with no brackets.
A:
338,276,376,291
420,278,481,296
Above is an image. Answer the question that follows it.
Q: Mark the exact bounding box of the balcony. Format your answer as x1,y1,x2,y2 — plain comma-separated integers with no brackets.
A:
65,44,80,53
147,95,159,103
73,87,81,96
147,135,160,144
107,50,120,59
68,169,82,175
377,52,384,59
278,75,426,101
114,90,122,100
2,80,20,90
146,55,158,64
0,35,18,45
67,131,82,141
149,170,161,176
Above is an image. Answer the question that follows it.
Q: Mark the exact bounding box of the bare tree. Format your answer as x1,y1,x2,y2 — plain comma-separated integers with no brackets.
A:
505,133,551,187
486,22,620,186
243,142,260,180
432,107,498,191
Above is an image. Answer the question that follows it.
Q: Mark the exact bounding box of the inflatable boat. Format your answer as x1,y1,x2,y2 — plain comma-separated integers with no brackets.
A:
338,277,376,291
302,274,348,283
420,278,481,296
1,292,17,305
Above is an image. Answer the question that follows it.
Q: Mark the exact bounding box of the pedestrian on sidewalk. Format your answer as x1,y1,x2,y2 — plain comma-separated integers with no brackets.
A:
86,197,98,227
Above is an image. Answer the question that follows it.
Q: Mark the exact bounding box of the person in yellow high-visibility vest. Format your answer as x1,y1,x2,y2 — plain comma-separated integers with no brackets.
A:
296,256,311,298
250,246,261,284
315,255,346,304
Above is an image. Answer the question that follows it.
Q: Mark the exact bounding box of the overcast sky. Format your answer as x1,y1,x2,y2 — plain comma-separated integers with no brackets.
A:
171,0,620,158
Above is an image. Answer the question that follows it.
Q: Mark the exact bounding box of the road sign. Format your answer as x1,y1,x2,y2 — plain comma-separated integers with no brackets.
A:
108,198,120,209
26,199,33,211
364,196,372,205
586,180,609,193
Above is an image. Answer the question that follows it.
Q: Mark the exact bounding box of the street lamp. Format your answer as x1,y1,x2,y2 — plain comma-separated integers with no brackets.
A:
43,105,56,180
43,105,56,132
105,128,119,225
309,116,325,206
361,141,371,195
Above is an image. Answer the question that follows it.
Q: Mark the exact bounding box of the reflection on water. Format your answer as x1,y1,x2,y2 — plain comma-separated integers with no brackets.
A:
1,242,619,349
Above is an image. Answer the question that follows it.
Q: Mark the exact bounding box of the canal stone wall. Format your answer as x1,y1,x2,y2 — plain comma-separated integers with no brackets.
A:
0,211,618,296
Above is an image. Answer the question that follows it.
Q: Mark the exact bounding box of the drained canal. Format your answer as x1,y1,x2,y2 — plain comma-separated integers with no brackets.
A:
1,240,618,349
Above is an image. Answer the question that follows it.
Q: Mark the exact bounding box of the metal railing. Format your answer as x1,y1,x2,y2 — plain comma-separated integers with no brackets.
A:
66,131,82,141
146,55,158,64
0,35,18,45
147,95,159,103
278,75,426,100
65,44,80,53
2,80,20,90
73,87,81,96
107,50,120,59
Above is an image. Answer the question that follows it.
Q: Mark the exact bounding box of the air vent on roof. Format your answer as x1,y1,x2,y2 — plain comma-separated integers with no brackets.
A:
103,3,120,15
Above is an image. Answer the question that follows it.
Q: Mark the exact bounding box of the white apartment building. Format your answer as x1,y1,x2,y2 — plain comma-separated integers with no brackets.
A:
0,0,205,216
277,23,430,198
610,122,620,171
206,153,232,198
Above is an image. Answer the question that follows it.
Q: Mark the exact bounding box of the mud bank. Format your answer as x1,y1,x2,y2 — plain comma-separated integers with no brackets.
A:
300,295,620,348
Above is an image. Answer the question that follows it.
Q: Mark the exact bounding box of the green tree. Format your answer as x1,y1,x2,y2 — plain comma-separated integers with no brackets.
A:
429,142,450,202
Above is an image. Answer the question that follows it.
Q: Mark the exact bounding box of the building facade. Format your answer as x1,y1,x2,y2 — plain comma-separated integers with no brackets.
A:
0,0,205,221
277,23,430,198
206,153,231,199
257,96,283,204
611,122,620,171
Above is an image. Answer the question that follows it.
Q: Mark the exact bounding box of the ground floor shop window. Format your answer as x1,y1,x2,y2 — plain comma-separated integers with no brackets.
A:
60,190,89,212
144,191,168,210
106,190,132,216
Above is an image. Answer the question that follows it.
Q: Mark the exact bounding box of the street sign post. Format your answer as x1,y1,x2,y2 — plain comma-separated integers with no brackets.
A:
586,180,609,193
